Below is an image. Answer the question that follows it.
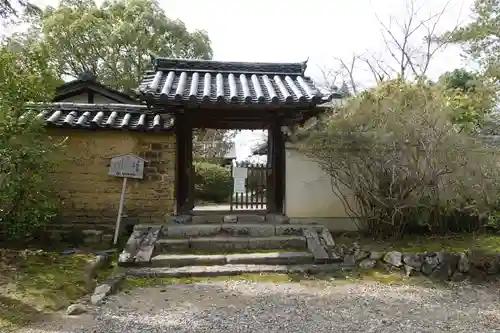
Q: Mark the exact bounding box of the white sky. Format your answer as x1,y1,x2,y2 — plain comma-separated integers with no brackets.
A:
5,0,475,160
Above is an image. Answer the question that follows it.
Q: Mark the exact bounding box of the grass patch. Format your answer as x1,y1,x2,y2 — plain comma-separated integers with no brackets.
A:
0,248,112,332
334,233,500,253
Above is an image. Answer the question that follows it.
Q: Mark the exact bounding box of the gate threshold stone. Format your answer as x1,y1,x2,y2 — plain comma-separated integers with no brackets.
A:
164,224,276,238
126,263,344,278
162,224,324,238
150,251,314,267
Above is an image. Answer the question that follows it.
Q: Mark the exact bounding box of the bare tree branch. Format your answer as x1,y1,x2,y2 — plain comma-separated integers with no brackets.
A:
319,0,466,94
372,0,462,80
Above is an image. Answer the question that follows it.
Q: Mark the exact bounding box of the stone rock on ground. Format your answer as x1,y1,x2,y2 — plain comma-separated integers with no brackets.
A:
358,259,377,269
83,254,112,291
421,252,442,275
383,251,402,267
91,271,126,305
354,249,370,262
334,244,347,258
429,252,460,280
66,303,87,316
458,252,470,273
466,249,500,274
404,265,414,277
403,253,426,271
369,251,383,260
91,284,113,305
348,242,360,254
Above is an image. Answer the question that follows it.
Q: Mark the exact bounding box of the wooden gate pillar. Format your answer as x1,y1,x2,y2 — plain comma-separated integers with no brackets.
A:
175,111,193,214
267,116,285,213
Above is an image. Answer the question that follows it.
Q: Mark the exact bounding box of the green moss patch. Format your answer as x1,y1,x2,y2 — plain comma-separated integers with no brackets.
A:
334,233,500,253
0,249,111,332
122,272,294,290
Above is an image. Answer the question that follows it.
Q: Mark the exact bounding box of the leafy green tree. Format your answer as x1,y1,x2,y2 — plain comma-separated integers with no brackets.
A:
439,69,479,93
193,161,232,204
22,0,212,94
0,42,62,240
438,68,497,127
442,0,499,80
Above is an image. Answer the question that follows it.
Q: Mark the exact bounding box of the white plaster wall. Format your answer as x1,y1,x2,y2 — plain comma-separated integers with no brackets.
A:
94,93,122,104
285,147,360,231
58,92,122,104
60,92,88,103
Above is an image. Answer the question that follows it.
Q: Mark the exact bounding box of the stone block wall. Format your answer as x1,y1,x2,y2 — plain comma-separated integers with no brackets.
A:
46,129,176,235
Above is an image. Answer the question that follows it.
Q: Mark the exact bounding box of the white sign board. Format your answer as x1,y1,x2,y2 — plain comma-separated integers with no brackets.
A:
232,167,248,179
233,177,246,193
108,154,145,179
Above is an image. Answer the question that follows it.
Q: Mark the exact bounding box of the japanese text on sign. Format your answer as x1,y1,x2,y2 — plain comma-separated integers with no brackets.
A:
108,154,145,179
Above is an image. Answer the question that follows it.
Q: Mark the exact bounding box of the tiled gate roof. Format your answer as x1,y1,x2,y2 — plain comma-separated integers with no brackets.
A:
138,58,325,105
24,103,175,132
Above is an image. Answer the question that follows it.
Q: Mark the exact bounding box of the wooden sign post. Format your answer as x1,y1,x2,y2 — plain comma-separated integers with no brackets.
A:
108,154,145,245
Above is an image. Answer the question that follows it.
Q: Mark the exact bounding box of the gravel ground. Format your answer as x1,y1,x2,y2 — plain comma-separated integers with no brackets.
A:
18,280,500,333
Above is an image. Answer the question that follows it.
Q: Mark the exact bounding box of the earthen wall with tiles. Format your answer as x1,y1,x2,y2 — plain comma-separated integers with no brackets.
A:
46,129,176,236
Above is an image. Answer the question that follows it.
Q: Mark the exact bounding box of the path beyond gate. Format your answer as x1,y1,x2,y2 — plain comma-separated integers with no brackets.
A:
230,162,268,211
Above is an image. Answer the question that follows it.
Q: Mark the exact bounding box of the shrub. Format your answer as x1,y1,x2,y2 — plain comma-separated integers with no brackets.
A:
193,160,232,203
294,79,500,237
0,44,62,241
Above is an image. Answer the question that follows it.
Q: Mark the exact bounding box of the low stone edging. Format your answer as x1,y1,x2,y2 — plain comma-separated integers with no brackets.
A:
68,254,125,315
335,242,500,281
90,267,126,305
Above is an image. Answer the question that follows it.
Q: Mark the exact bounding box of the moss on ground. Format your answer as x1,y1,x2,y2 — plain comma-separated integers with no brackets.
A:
0,248,112,332
334,233,500,253
122,272,294,290
122,268,432,292
3,232,500,331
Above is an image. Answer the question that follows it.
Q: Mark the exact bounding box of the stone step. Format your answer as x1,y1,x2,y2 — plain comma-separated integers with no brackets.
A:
126,263,346,278
155,236,307,252
150,251,314,267
159,223,324,238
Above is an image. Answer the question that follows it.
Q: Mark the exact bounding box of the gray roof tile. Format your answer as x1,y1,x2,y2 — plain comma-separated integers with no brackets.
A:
24,103,175,132
138,58,324,105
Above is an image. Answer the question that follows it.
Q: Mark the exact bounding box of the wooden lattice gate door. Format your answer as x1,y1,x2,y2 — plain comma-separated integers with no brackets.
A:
230,161,268,211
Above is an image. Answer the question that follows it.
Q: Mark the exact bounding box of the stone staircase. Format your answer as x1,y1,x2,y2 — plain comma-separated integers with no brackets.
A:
118,214,342,277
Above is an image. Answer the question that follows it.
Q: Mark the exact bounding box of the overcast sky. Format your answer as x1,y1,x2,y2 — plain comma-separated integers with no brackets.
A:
7,0,475,159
